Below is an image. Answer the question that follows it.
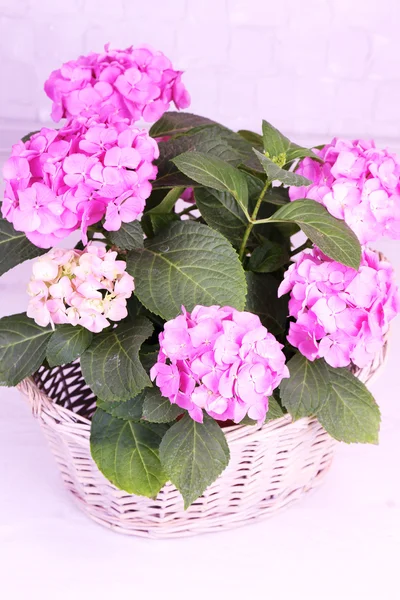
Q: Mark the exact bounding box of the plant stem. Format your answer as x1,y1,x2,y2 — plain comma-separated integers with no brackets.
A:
238,180,270,261
290,239,312,257
177,204,197,216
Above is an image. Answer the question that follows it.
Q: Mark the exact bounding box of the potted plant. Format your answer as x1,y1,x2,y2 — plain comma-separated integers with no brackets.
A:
0,44,398,537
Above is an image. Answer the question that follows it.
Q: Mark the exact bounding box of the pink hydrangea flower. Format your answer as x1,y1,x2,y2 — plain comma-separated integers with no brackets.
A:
44,44,190,124
278,247,400,368
27,244,134,333
289,138,400,244
2,118,158,247
150,305,289,424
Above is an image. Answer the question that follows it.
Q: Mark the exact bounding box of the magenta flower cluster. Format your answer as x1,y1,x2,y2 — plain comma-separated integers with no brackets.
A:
289,138,400,244
278,247,399,368
27,244,134,333
44,44,190,125
2,118,159,248
150,305,289,424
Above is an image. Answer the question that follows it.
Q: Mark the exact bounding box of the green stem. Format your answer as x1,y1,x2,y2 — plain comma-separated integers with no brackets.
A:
290,239,312,257
177,204,197,216
238,180,270,261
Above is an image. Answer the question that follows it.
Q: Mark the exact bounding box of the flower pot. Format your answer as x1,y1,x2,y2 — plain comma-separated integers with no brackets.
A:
17,340,387,539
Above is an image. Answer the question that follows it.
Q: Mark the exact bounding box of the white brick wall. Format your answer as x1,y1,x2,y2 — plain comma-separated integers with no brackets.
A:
0,0,399,150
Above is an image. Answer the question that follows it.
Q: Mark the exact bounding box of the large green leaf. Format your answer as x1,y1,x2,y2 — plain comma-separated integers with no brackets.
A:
194,187,247,249
0,314,52,386
97,385,183,424
46,325,93,367
139,346,160,374
97,393,145,421
142,387,184,423
127,221,247,320
149,111,217,138
172,152,249,214
91,409,168,497
147,186,185,214
142,212,179,237
237,129,263,146
245,272,288,336
280,354,330,419
159,414,230,508
80,319,153,402
107,221,144,250
264,199,361,270
253,148,312,186
0,218,46,276
247,240,289,273
154,126,243,189
262,187,290,206
316,367,381,444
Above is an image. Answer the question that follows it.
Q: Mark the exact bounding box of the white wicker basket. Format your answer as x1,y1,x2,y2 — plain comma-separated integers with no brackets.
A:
17,339,387,539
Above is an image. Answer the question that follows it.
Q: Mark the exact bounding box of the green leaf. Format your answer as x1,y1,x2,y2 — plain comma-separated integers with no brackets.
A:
96,392,145,421
80,319,153,402
149,111,217,138
142,212,178,237
172,151,249,214
265,199,361,270
46,325,93,367
127,221,247,320
237,129,263,146
97,385,183,424
140,347,159,374
91,409,168,497
261,120,321,164
253,148,312,186
265,393,286,421
159,414,230,508
316,367,381,444
154,126,243,189
245,272,288,336
280,354,330,419
247,240,289,273
286,144,322,163
152,172,194,190
262,119,291,162
147,186,185,214
194,187,247,249
107,221,144,250
0,314,52,386
142,387,184,423
263,187,290,206
0,218,46,276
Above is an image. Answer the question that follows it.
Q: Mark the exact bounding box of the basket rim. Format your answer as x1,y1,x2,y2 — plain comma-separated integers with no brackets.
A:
17,374,308,444
17,327,389,445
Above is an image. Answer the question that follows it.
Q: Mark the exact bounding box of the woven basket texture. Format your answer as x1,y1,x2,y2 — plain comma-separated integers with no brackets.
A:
17,337,388,539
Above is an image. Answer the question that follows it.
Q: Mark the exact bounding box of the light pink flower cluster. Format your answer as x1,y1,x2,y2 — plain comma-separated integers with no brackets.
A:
44,44,190,124
150,305,289,424
2,118,158,248
289,138,400,244
278,247,399,368
27,244,134,333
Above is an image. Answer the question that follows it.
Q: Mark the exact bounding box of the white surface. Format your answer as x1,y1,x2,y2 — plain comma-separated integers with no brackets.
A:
0,242,399,600
0,0,400,145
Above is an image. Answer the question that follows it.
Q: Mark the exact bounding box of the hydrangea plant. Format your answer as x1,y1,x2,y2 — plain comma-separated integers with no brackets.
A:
0,45,399,508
